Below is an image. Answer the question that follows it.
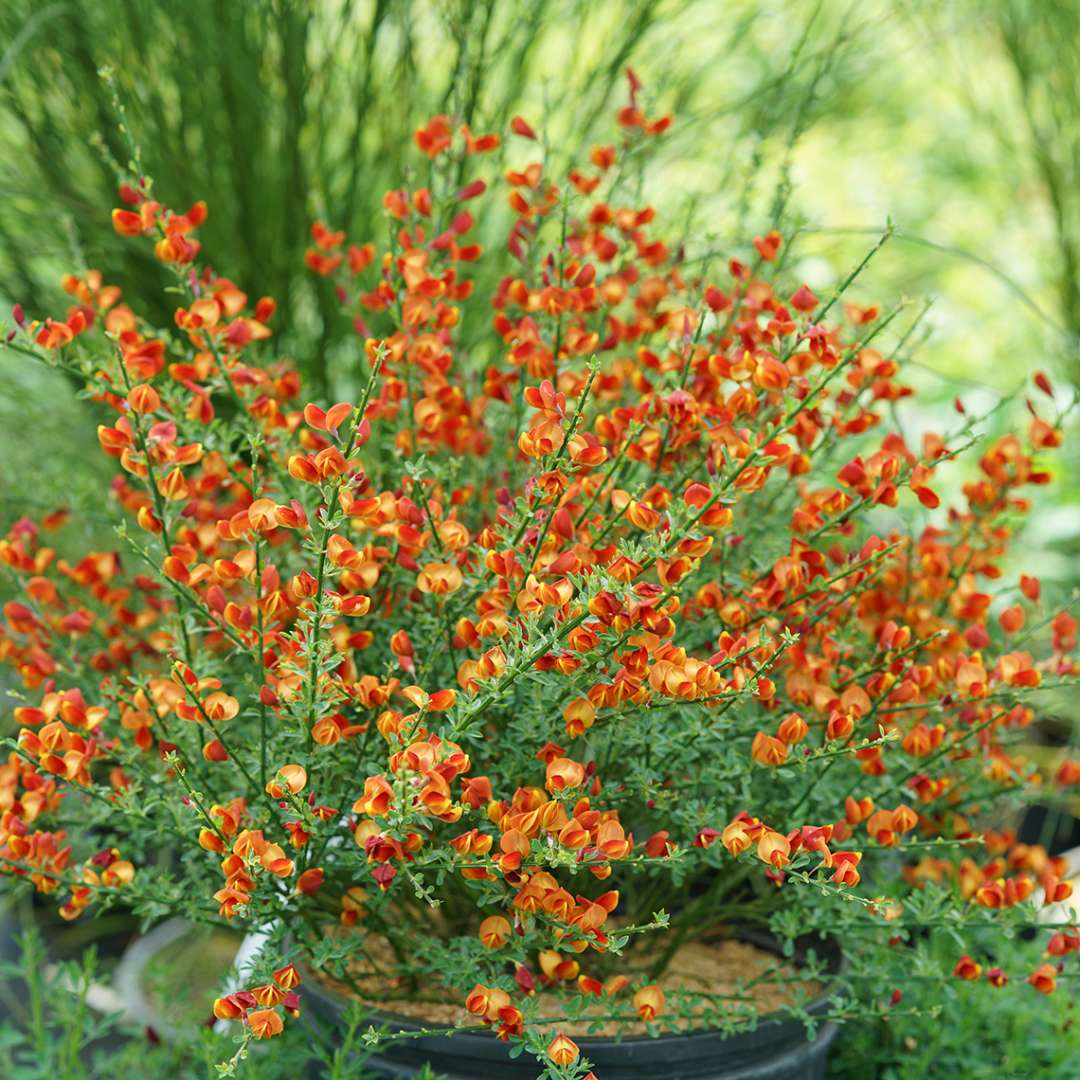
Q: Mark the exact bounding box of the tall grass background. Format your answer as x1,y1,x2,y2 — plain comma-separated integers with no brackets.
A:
0,0,865,391
1,3,1079,1075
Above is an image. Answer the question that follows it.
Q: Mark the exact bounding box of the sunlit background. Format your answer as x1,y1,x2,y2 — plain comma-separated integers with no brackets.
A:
0,2,1078,1075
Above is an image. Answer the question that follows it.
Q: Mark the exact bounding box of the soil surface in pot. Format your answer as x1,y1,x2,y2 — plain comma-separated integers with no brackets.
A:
311,932,822,1037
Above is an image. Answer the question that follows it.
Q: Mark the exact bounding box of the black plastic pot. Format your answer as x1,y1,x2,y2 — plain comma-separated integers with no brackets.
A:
300,934,840,1080
1018,801,1080,856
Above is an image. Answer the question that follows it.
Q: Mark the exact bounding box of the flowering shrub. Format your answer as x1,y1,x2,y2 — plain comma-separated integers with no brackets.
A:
2,72,1079,1078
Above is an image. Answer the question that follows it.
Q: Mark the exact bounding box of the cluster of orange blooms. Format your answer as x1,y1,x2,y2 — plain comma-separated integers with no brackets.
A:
1,71,1078,1066
212,961,302,1042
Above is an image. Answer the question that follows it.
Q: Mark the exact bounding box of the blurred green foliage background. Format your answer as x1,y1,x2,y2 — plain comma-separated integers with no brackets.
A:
1,3,1079,1076
1,0,1078,556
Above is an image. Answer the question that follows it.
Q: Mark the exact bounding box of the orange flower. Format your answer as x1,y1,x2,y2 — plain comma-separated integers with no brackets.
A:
999,605,1025,634
340,886,369,926
539,950,579,981
1027,964,1057,994
296,867,325,896
198,828,225,853
545,757,586,793
259,842,295,877
547,1033,580,1066
479,915,513,949
756,831,791,869
127,384,160,414
751,731,788,767
777,712,808,744
563,698,595,737
354,774,394,817
265,764,307,798
213,994,247,1021
273,963,302,989
417,561,464,595
952,955,981,980
722,819,754,857
304,401,353,433
633,984,665,1022
866,810,897,847
202,739,228,763
1041,871,1073,906
202,692,239,722
830,852,862,887
251,983,285,1007
465,983,511,1022
246,1008,284,1038
415,115,453,157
